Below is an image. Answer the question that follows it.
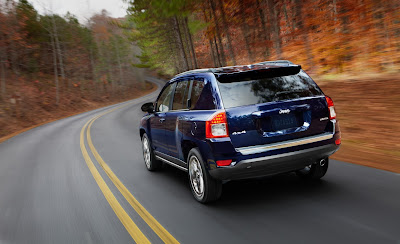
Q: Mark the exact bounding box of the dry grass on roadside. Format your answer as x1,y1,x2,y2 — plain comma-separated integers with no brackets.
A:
0,80,156,143
319,75,400,173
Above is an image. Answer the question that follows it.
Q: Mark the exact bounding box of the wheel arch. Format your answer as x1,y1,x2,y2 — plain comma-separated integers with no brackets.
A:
139,128,146,139
181,140,199,163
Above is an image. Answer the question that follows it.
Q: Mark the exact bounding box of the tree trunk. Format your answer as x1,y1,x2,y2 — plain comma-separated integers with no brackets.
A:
173,16,189,71
180,18,193,70
89,47,99,94
8,33,19,76
333,0,338,23
332,0,339,33
267,0,283,59
202,8,219,67
240,25,255,63
213,37,223,67
184,17,199,69
0,33,6,99
256,0,270,59
7,10,20,76
294,0,314,69
50,33,59,106
282,2,292,33
52,16,66,89
0,54,6,99
209,39,218,67
217,0,236,65
239,2,255,62
167,32,182,73
114,43,124,86
209,0,226,66
105,46,115,97
98,45,107,94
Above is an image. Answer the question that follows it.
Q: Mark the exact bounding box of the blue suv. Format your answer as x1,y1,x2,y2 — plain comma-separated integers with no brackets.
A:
140,60,341,203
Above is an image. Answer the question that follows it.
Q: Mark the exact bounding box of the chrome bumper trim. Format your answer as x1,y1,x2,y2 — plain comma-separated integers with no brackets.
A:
236,132,334,155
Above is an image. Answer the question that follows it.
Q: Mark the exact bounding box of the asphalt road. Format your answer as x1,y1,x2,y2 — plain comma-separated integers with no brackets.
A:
0,77,399,244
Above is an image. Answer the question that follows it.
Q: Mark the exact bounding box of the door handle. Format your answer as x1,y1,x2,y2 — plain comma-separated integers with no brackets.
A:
159,118,166,123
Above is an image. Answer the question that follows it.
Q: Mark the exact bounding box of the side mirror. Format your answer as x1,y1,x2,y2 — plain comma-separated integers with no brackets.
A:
141,102,154,113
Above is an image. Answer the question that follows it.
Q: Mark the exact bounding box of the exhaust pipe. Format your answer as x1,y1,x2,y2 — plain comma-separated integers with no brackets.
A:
319,158,326,167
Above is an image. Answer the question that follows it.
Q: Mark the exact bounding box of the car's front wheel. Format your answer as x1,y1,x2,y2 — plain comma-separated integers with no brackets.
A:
142,133,162,171
188,148,222,203
296,157,329,179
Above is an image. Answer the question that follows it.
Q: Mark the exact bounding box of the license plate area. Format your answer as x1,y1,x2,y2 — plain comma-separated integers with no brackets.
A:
272,114,299,131
257,112,303,133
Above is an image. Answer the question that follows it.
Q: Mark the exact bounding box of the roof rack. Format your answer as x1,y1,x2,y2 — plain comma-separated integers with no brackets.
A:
173,60,297,78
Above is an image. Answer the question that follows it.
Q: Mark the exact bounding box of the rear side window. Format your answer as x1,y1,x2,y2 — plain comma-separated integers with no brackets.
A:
156,83,175,112
217,70,323,108
172,80,190,110
190,80,204,110
190,79,216,110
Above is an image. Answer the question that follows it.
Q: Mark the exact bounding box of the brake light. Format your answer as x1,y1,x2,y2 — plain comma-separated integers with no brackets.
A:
216,159,232,166
325,96,336,120
206,111,229,138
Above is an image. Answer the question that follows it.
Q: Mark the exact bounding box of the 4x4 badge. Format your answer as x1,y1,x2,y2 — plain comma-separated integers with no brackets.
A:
279,109,290,114
232,130,246,136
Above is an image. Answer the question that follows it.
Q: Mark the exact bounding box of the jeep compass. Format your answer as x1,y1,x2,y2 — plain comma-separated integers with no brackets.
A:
139,60,341,203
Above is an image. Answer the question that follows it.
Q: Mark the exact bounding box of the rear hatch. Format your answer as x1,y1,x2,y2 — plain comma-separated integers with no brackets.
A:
216,66,330,149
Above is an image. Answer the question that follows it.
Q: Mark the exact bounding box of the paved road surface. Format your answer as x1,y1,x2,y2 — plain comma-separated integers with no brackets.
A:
0,77,399,244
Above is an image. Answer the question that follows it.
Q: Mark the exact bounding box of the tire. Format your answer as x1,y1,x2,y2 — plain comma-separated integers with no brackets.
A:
296,157,329,179
142,133,162,171
188,148,222,203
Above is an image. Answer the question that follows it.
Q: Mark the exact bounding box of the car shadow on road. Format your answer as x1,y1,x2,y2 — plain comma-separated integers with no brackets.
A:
160,163,340,208
217,174,336,206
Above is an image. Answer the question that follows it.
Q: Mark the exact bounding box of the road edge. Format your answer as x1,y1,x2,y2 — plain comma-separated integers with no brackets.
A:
0,78,163,144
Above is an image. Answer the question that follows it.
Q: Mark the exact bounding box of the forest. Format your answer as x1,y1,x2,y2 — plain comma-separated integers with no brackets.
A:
1,0,399,118
1,0,399,170
128,0,400,76
0,0,146,101
0,0,149,137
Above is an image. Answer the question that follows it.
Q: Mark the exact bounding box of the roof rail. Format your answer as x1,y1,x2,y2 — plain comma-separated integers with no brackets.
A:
173,68,212,78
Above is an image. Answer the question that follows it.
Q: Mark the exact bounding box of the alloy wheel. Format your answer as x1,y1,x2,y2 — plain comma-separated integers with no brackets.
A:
142,137,151,169
189,156,204,198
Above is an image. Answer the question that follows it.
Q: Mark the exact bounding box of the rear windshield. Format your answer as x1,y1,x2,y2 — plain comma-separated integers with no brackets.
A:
217,70,323,108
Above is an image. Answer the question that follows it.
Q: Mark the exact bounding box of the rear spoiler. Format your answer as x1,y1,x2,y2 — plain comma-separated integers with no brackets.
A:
214,65,302,83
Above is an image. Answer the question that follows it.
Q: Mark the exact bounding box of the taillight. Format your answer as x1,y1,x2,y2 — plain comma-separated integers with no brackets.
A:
206,111,229,138
325,96,336,120
216,159,232,166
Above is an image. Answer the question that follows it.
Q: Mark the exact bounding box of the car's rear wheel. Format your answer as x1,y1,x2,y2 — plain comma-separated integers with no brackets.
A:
188,148,222,203
296,157,329,179
142,133,162,171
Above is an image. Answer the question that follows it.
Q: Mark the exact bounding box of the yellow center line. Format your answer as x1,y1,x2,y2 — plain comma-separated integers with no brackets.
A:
80,117,151,244
86,104,180,244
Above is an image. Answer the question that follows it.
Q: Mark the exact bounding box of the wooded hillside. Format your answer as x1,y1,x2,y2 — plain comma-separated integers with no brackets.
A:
0,0,144,102
127,0,400,76
0,0,151,138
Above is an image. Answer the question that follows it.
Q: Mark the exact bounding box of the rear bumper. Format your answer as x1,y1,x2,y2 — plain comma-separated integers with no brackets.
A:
208,143,339,181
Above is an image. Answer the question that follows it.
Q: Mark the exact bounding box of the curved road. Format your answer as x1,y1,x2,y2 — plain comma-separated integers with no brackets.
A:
0,77,399,244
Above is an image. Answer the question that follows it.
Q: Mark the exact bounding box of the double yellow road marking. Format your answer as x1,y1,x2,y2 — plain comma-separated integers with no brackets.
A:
80,103,179,243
